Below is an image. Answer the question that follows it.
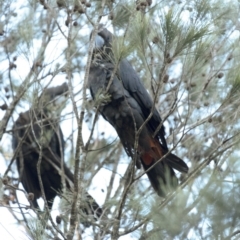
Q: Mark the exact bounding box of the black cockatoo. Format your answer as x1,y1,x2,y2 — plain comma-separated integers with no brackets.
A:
88,26,188,197
12,83,102,218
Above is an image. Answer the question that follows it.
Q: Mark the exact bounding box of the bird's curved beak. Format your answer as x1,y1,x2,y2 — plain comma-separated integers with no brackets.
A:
95,34,105,49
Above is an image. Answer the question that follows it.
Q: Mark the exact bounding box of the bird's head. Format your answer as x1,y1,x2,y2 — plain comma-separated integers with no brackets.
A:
91,25,131,63
92,24,113,59
38,82,69,119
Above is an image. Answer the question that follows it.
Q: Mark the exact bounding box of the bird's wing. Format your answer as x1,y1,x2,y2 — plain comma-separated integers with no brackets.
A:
118,59,168,149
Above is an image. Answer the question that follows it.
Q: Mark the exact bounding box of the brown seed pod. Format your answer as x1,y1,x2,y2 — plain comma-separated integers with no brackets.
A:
73,4,80,12
57,0,65,8
4,86,9,92
140,1,147,6
208,117,212,123
204,102,209,107
85,2,91,7
217,72,224,78
163,74,169,83
35,62,42,68
78,7,85,14
9,62,17,70
0,103,8,110
2,177,8,185
56,215,62,224
3,194,10,205
31,62,42,71
152,36,159,44
108,12,114,20
73,21,78,27
27,193,34,201
146,0,152,6
65,19,69,27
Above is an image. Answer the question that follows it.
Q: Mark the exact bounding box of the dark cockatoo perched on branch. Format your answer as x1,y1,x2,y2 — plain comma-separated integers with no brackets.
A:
88,26,188,197
12,83,102,220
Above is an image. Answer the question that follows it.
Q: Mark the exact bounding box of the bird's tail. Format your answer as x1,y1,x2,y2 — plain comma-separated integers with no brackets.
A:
141,138,188,197
43,152,103,219
63,166,103,219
